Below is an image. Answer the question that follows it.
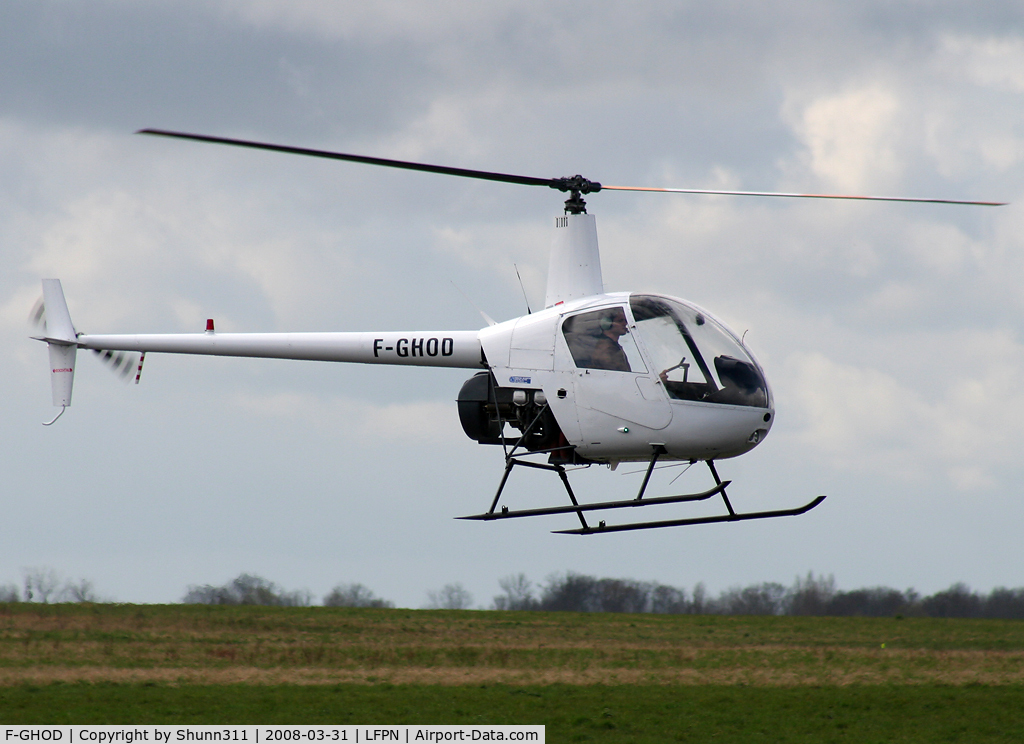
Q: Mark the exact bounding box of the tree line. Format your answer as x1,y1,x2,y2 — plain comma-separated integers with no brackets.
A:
0,568,100,604
4,569,1024,619
181,574,394,608
492,572,1024,619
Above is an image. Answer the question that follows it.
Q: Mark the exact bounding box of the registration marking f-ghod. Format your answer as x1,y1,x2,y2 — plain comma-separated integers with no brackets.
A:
372,338,456,358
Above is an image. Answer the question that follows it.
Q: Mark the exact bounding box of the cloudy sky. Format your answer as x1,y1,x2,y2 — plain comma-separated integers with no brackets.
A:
3,1,1023,606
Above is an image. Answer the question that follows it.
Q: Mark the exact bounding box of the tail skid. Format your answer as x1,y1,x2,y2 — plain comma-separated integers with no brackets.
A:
42,406,66,426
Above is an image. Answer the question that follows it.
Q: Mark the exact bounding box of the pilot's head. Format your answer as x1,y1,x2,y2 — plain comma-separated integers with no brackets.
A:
600,308,628,336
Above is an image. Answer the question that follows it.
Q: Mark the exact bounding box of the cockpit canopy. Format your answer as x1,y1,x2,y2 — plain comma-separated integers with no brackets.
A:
559,295,769,408
629,295,768,407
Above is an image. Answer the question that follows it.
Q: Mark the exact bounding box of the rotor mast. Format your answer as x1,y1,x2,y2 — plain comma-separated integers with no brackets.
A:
545,211,603,308
543,175,605,308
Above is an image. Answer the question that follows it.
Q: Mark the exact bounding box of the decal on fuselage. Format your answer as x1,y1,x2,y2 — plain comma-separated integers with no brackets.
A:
373,337,455,358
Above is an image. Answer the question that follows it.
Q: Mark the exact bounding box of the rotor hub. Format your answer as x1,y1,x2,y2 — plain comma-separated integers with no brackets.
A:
551,175,602,215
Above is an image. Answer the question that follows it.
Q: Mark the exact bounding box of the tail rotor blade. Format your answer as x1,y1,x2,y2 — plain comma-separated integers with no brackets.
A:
93,347,141,383
29,297,46,333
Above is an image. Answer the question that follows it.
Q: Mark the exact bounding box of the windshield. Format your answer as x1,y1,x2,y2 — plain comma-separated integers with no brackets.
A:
629,295,768,407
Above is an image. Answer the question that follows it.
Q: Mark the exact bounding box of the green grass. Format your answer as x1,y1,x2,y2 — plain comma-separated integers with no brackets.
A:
3,604,1024,740
2,682,1024,742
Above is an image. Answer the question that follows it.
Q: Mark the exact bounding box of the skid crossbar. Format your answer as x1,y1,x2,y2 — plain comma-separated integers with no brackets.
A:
458,481,730,521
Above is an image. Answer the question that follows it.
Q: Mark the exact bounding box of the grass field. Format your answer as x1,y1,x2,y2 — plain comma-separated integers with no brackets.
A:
2,603,1023,740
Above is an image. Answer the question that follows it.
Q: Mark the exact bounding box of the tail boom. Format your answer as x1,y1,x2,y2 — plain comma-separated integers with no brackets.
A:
75,330,485,368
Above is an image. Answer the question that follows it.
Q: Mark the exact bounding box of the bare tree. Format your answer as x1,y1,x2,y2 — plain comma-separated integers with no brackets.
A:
183,584,235,605
183,573,312,606
593,578,651,613
922,583,982,619
714,583,787,615
984,587,1024,620
650,584,688,614
539,572,600,612
60,578,99,603
691,582,707,614
0,584,19,603
323,583,393,608
826,587,917,617
786,572,836,615
426,582,473,610
493,573,537,611
23,567,61,603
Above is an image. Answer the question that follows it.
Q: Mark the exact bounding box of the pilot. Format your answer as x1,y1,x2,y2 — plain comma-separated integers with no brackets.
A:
588,308,632,372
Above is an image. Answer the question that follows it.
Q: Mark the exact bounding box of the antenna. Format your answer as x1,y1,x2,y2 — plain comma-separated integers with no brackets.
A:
450,280,496,327
513,264,532,315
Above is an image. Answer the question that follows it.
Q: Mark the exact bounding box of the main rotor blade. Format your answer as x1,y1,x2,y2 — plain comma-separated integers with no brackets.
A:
137,129,561,189
601,184,1007,207
138,129,1004,206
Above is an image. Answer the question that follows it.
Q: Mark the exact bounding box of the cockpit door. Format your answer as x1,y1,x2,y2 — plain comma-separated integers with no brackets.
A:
556,306,672,431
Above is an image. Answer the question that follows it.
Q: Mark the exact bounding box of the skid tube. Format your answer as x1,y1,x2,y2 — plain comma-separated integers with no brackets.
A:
552,495,827,535
554,458,826,534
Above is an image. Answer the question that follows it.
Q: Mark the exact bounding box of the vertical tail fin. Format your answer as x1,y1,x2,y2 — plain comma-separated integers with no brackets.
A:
40,279,78,407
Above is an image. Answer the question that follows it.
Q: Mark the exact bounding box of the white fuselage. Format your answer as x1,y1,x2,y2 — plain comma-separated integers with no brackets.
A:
70,292,772,464
480,292,774,464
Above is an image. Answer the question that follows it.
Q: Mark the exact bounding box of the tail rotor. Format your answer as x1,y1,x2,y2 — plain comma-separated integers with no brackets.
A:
29,297,46,334
92,348,141,381
32,280,143,425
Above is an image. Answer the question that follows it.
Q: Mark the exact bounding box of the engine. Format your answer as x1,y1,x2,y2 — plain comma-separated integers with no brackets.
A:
457,371,563,451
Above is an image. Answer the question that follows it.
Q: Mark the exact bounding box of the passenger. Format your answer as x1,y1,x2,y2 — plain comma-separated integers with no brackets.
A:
588,308,632,372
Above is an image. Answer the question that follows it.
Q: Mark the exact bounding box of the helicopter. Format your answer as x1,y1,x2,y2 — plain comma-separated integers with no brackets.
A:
33,129,1005,534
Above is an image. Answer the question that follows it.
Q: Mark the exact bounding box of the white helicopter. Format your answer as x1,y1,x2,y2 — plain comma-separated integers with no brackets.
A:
34,130,1004,534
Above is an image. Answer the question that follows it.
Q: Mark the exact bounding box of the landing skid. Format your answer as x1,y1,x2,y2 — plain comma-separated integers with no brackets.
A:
459,443,825,534
552,495,826,534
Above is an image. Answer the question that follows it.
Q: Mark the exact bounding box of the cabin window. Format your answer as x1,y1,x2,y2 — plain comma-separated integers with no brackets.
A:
561,307,648,374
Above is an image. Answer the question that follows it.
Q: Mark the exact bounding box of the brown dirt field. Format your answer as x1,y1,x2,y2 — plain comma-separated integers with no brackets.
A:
3,604,1024,686
3,655,1024,686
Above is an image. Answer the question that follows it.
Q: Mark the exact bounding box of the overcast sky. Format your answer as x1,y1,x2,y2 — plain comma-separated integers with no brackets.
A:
3,1,1024,606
